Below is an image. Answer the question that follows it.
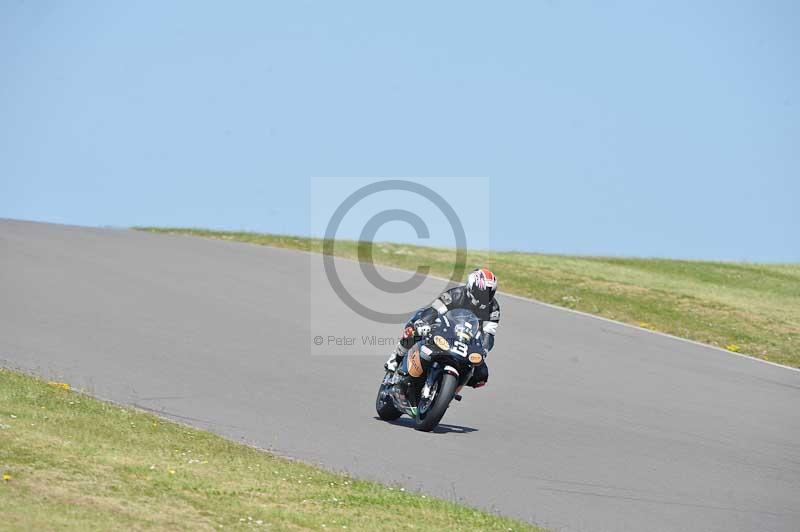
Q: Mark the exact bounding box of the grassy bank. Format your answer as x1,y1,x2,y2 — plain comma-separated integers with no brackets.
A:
0,368,540,531
139,228,800,368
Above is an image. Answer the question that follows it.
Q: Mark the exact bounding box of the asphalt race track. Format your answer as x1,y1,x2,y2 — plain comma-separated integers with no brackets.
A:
1,219,799,532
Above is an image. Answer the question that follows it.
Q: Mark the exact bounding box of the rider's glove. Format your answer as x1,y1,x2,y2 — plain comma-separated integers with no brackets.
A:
413,319,431,337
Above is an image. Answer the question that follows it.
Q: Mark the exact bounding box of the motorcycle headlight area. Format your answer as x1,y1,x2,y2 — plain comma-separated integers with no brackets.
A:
468,352,484,364
433,335,450,350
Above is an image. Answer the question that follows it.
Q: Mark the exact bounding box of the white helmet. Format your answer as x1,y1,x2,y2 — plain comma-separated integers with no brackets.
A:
466,268,498,309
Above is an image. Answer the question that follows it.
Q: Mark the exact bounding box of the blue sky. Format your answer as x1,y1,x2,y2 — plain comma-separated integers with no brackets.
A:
1,1,798,261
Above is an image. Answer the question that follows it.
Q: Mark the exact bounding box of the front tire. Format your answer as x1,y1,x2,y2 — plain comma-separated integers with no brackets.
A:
414,373,458,432
376,373,402,420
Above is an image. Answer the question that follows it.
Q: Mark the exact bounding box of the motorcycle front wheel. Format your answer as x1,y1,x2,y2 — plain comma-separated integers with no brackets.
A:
414,372,458,432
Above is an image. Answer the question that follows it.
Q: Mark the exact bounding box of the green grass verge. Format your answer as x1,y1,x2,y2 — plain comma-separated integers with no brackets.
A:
0,368,540,531
138,228,800,368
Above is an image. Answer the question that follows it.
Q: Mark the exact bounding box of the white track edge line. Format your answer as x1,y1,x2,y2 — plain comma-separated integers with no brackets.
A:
144,229,800,374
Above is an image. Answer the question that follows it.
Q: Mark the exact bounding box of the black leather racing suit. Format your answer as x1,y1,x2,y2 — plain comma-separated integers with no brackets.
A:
403,285,500,387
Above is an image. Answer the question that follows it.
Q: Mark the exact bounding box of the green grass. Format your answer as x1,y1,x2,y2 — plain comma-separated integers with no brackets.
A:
0,368,540,531
139,228,800,368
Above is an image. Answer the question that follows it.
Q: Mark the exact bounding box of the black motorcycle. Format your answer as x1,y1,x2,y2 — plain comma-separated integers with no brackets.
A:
375,308,488,432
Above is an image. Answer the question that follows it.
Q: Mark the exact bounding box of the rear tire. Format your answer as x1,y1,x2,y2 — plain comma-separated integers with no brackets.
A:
376,373,402,421
414,373,458,432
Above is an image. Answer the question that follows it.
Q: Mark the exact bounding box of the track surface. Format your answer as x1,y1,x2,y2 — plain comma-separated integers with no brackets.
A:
1,219,799,532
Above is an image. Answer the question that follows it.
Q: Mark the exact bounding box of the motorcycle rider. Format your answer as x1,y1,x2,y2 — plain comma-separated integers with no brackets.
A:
384,268,500,388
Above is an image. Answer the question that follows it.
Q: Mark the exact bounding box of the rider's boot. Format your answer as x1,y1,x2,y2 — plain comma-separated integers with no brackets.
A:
384,342,409,372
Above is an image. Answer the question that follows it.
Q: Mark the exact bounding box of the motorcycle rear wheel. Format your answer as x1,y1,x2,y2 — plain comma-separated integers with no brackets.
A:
376,373,402,420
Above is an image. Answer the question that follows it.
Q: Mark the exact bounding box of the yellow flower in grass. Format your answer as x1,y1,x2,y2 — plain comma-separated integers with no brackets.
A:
725,344,741,353
47,382,71,390
3,473,11,482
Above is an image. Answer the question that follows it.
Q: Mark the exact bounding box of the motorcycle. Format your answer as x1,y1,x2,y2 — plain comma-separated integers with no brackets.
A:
375,308,488,432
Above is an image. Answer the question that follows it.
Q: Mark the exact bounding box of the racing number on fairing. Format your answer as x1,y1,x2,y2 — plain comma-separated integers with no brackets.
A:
451,340,468,357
